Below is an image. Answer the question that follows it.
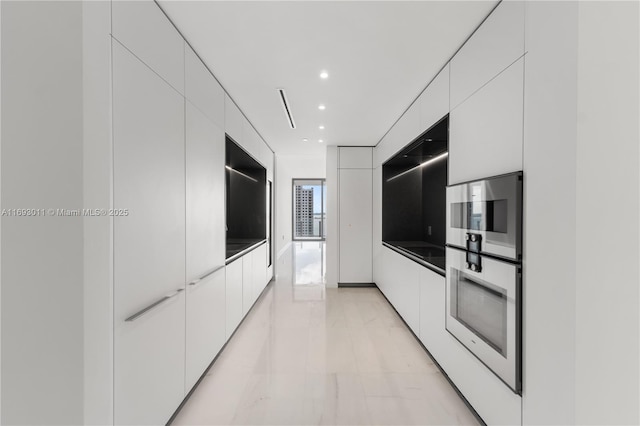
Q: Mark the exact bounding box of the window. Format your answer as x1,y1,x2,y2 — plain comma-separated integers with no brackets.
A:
292,179,326,240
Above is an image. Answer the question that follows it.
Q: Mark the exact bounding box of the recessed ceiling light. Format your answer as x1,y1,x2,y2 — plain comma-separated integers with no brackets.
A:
319,125,325,130
320,71,329,79
318,139,324,143
302,138,308,142
318,104,326,110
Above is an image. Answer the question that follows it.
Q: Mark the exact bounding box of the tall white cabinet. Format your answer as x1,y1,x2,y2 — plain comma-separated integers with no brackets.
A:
108,1,274,424
112,41,187,425
336,147,373,284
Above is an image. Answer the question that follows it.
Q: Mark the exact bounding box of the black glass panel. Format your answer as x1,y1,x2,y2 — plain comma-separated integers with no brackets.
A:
451,269,507,356
382,115,448,270
451,199,508,233
226,137,266,259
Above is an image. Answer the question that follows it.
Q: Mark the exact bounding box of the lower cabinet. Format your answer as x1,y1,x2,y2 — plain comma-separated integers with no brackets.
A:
225,259,244,339
252,244,268,299
418,267,446,359
380,247,420,334
380,247,523,425
114,294,186,425
242,252,254,316
185,268,226,390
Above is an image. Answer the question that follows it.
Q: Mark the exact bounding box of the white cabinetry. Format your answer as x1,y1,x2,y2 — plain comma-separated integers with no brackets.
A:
253,244,268,299
185,268,226,390
242,251,254,316
450,0,524,109
380,247,420,334
374,101,420,167
339,146,372,169
226,259,244,339
418,64,450,132
449,58,524,184
339,167,373,284
185,103,225,280
112,42,186,425
225,94,243,143
418,267,446,359
185,46,224,129
184,68,226,392
112,0,184,93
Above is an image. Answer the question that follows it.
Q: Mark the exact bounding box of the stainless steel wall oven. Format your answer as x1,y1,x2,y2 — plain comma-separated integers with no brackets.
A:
445,172,523,394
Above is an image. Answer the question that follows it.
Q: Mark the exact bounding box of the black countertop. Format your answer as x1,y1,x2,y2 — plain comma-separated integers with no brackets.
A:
383,240,446,274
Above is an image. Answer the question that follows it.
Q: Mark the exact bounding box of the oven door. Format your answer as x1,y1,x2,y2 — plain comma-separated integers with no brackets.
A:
446,172,522,261
445,247,521,393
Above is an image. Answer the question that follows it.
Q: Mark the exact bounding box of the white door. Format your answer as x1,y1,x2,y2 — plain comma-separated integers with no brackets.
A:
339,169,373,283
112,41,186,425
185,102,226,391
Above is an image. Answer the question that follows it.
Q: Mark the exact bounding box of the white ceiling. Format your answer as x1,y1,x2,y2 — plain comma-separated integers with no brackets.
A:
158,1,498,157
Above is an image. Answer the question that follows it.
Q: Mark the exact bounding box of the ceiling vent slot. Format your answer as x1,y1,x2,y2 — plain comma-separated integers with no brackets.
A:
277,88,296,129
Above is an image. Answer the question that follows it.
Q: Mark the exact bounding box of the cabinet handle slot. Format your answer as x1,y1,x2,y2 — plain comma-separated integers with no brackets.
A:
125,288,184,322
188,266,224,287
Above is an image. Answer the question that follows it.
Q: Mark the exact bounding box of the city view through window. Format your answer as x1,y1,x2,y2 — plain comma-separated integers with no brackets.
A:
293,179,326,240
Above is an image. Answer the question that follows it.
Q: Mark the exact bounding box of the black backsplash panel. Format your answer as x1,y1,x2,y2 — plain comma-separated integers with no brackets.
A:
421,157,447,246
382,166,422,241
382,115,448,251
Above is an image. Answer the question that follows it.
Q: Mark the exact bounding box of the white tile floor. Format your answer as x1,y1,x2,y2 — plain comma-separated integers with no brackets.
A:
172,242,479,425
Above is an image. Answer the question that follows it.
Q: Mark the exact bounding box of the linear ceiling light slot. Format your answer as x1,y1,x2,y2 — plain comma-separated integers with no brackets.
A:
277,88,296,129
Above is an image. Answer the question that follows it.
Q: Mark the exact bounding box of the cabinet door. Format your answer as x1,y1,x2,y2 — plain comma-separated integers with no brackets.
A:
112,0,184,93
242,252,254,315
226,260,244,339
225,94,243,144
186,268,226,391
449,58,524,185
185,46,224,129
418,64,450,131
339,147,372,169
252,244,267,299
112,42,185,425
450,0,524,109
186,103,225,282
383,249,420,334
419,267,446,356
339,169,373,283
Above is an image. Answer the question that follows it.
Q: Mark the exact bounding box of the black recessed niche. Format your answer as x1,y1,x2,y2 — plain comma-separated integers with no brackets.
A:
382,115,448,272
226,136,267,259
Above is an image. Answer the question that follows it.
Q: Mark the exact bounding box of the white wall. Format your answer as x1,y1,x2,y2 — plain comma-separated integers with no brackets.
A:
82,1,113,424
523,1,640,424
274,153,326,260
1,2,84,424
574,2,639,423
325,147,339,288
522,2,579,423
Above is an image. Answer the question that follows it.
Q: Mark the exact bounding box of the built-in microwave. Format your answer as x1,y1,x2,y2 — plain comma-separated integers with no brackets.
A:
445,172,523,394
446,172,522,262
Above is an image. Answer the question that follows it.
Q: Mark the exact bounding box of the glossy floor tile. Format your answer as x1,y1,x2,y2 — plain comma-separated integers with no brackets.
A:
172,242,479,425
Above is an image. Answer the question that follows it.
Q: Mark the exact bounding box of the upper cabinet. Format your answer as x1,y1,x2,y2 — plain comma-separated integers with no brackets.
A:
112,0,185,94
339,147,373,169
225,94,243,144
185,46,225,129
418,64,450,131
374,101,420,167
449,58,524,184
450,0,525,109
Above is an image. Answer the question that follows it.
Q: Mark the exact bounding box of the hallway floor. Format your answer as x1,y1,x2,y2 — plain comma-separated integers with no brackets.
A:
172,242,479,425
